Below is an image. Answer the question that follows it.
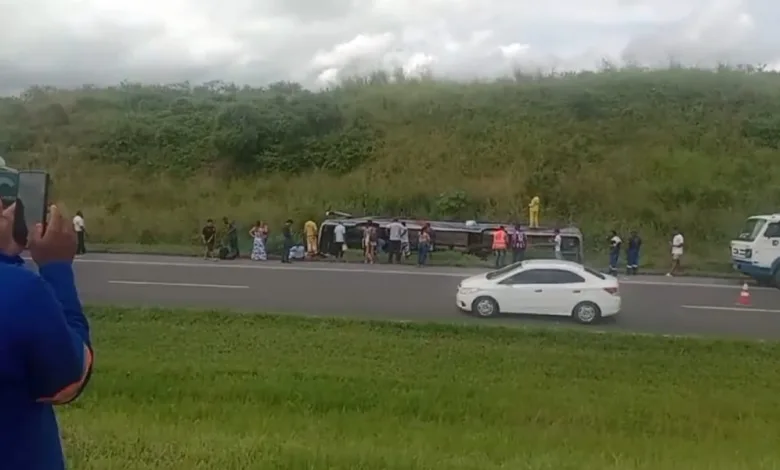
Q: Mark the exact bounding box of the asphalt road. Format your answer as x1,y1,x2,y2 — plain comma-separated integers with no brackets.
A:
45,253,780,340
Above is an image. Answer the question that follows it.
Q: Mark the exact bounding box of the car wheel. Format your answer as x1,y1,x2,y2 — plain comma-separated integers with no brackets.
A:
774,269,780,290
471,296,500,318
572,301,601,324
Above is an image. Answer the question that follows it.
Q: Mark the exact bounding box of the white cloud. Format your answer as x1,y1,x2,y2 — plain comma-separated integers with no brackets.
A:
0,0,777,94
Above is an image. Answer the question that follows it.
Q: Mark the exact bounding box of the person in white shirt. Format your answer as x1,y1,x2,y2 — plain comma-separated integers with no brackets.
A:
73,211,86,255
553,229,563,260
608,230,622,275
667,229,684,276
332,222,346,261
386,218,404,264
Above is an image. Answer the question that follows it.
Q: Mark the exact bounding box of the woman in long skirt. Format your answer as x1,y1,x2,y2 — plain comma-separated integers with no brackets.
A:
249,221,268,261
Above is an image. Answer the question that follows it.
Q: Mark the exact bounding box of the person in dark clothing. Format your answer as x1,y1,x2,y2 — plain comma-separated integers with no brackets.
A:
222,217,239,259
201,219,217,259
626,230,642,275
510,223,527,263
281,219,293,263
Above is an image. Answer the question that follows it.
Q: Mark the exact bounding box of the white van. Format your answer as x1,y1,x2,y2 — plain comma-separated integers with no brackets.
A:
730,214,780,287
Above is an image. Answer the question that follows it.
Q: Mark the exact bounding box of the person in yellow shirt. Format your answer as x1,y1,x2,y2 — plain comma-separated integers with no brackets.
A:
304,219,318,256
528,196,540,228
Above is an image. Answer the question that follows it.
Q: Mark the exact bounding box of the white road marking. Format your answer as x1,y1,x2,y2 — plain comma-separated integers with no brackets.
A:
108,280,249,289
21,255,775,291
621,280,768,290
681,305,780,314
75,258,471,277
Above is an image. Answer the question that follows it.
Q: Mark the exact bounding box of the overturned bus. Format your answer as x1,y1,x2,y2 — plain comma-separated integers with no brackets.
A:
317,213,584,262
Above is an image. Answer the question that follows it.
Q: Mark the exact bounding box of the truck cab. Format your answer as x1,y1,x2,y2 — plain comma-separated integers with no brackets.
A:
731,214,780,287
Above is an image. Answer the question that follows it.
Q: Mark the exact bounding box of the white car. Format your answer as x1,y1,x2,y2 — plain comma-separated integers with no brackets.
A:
456,259,621,324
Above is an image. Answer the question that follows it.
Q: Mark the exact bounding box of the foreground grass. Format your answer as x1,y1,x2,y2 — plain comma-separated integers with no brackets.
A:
61,307,780,470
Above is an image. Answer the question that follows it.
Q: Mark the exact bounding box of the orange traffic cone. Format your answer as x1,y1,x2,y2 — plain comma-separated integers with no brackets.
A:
737,283,751,306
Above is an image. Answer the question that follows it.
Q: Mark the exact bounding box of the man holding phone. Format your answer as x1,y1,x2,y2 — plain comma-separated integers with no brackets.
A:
0,203,94,470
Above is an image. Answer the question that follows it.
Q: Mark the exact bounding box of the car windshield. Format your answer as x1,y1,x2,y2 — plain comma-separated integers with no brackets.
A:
485,262,523,280
736,218,767,242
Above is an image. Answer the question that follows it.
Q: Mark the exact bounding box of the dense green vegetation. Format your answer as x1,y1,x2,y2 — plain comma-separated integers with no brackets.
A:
2,66,780,268
62,306,780,469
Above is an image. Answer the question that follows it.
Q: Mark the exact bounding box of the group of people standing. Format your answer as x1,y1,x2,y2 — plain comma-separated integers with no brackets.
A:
606,228,685,276
362,219,432,266
200,217,310,263
248,218,296,263
490,224,533,268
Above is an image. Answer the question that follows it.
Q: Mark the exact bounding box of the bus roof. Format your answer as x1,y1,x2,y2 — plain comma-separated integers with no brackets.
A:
320,217,582,236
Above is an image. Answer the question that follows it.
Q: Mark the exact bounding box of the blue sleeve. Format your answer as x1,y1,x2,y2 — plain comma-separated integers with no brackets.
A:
17,262,93,404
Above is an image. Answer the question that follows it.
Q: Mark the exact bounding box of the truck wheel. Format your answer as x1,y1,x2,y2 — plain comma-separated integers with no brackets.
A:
775,269,780,290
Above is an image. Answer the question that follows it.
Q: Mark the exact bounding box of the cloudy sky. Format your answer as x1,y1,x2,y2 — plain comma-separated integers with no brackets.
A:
0,0,776,94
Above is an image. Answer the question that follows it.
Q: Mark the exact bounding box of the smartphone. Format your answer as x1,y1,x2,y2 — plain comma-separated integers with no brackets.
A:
17,170,51,234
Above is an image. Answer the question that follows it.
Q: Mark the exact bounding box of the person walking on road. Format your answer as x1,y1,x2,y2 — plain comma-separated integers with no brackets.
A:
386,218,403,264
492,226,508,268
608,230,622,275
73,211,86,255
667,228,684,277
626,230,642,275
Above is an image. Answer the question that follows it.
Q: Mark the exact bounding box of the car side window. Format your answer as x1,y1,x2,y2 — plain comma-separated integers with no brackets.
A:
546,269,586,284
501,269,545,285
764,222,780,238
501,268,585,285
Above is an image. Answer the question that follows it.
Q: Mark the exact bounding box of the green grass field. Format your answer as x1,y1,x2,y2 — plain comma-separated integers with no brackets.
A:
60,307,780,470
4,66,780,270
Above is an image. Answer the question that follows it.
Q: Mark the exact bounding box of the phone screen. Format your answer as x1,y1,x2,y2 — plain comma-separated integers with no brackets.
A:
17,171,50,230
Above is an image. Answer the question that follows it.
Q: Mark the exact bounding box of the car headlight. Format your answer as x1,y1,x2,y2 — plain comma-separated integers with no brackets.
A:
459,287,480,294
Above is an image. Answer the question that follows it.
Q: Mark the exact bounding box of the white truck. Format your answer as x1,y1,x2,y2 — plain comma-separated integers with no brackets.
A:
730,213,780,288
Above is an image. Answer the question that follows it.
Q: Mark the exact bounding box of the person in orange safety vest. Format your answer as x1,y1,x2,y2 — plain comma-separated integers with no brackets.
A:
492,226,508,268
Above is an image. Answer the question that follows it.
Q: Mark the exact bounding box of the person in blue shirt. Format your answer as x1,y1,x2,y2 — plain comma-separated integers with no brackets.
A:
0,203,93,470
625,230,642,275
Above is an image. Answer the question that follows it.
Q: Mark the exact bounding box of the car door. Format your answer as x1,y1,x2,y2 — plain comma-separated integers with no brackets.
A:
534,269,588,315
493,269,548,315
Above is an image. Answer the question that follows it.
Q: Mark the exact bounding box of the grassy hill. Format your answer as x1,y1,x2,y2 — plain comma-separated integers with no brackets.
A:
2,66,780,269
